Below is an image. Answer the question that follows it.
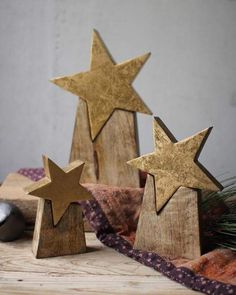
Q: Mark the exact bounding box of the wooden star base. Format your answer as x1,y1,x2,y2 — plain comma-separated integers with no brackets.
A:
69,99,140,187
32,199,86,258
134,175,202,260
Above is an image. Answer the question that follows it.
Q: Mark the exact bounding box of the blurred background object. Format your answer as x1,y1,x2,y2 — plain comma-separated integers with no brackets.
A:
0,201,26,242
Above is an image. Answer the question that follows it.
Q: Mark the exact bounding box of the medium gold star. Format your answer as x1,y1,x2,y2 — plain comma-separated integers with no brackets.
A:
128,117,223,212
50,30,152,140
25,156,92,225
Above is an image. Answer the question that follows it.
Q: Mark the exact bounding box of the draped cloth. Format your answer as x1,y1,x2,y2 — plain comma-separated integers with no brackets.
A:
18,168,236,295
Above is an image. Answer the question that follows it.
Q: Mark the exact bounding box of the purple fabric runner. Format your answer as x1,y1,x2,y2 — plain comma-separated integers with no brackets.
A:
81,198,236,295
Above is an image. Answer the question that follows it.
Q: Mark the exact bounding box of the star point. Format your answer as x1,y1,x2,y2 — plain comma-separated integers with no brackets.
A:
128,117,223,212
25,156,92,226
50,30,152,140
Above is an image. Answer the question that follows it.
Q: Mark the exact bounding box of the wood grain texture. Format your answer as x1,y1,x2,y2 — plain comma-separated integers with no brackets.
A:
32,199,86,258
70,99,140,187
70,99,96,183
128,117,222,212
51,30,152,187
134,175,202,260
24,157,92,258
0,232,199,294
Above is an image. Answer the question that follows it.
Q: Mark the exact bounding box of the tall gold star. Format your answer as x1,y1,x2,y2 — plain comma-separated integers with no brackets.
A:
25,156,92,225
50,30,152,140
128,117,223,212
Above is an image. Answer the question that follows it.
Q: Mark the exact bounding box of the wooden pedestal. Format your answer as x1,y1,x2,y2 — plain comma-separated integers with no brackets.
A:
69,99,140,187
134,175,202,260
32,199,86,258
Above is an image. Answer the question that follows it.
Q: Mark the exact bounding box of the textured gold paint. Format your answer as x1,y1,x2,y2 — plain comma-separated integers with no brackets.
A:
51,30,152,140
25,156,92,226
128,117,223,212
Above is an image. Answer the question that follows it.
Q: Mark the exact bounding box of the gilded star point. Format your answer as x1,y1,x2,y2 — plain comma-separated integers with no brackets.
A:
25,156,92,226
128,117,223,212
51,30,152,140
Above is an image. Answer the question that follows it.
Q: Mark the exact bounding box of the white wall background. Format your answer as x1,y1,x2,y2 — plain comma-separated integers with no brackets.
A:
0,0,236,182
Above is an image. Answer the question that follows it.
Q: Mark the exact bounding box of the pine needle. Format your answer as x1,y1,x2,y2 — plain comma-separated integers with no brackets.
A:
202,177,236,251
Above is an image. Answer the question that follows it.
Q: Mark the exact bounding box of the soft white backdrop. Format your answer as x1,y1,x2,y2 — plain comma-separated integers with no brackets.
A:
0,0,236,182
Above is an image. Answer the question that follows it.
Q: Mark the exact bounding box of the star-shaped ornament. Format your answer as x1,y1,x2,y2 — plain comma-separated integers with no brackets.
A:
51,30,152,140
128,117,223,212
25,156,92,225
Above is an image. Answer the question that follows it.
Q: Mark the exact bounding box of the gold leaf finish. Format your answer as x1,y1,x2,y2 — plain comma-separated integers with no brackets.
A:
25,156,92,226
128,117,223,212
51,30,152,140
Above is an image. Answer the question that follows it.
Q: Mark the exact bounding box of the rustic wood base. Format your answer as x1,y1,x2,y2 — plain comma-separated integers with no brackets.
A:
70,99,140,187
32,199,86,258
134,175,202,260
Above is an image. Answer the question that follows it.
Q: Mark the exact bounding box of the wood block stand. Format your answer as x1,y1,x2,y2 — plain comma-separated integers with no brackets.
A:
134,175,202,260
70,99,140,187
33,199,86,258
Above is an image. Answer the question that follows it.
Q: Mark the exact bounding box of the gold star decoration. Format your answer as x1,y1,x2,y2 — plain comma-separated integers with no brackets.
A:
25,156,92,226
51,30,152,140
128,117,223,212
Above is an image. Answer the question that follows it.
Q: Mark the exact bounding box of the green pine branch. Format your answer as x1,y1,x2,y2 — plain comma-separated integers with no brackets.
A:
201,176,236,251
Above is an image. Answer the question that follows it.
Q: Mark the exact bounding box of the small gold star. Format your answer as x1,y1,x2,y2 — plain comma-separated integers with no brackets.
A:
25,156,92,225
51,30,152,140
128,117,223,212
